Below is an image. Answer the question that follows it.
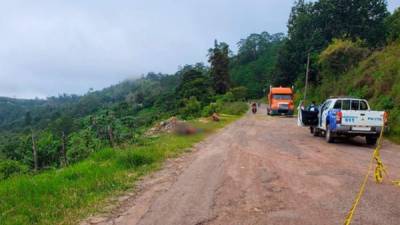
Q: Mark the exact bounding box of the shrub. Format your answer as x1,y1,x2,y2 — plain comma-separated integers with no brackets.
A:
230,86,248,101
220,102,249,115
0,160,29,180
201,103,218,117
116,149,158,169
221,92,235,102
319,39,369,75
67,130,102,163
180,97,202,119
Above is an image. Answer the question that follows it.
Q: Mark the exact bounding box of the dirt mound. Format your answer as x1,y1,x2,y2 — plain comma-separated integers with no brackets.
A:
146,117,198,136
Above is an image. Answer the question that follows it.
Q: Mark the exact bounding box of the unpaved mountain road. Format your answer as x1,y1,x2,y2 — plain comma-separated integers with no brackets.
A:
85,105,400,225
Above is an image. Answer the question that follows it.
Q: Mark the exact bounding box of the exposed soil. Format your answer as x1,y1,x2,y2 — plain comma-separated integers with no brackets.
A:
83,105,400,225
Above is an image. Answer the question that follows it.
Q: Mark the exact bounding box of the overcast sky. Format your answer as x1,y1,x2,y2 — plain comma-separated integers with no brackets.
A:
1,0,399,99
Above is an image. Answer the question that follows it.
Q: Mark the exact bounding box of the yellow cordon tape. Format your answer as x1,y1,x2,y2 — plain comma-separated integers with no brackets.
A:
344,126,399,225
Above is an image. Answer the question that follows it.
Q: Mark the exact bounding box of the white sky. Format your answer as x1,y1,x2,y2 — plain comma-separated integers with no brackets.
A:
0,0,399,98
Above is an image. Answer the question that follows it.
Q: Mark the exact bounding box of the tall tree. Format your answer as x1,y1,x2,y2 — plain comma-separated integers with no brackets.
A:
51,114,74,166
176,64,212,103
274,0,389,86
208,40,231,94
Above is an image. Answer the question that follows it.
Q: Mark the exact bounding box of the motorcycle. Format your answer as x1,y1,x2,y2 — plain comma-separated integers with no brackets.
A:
252,103,257,114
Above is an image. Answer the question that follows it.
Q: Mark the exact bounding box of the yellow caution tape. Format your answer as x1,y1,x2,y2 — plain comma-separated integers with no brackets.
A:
392,180,400,187
344,126,398,225
343,153,374,225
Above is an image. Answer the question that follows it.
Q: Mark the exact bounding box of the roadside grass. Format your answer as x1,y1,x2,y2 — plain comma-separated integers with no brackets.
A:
0,115,239,225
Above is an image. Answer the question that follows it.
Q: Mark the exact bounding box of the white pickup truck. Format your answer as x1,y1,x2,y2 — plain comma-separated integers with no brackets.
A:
299,97,388,145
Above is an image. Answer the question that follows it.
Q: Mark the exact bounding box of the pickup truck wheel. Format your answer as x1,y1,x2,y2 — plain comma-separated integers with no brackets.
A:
366,136,377,145
325,125,335,143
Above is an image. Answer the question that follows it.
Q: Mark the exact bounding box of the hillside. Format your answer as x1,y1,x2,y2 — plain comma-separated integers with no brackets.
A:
306,41,400,140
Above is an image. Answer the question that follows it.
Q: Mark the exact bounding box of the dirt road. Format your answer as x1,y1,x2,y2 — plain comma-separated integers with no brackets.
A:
86,105,400,225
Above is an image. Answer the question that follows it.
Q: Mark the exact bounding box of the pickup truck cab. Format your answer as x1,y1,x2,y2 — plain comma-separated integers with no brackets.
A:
299,97,387,145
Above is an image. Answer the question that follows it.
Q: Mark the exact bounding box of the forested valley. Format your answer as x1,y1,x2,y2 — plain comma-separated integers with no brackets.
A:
1,0,400,179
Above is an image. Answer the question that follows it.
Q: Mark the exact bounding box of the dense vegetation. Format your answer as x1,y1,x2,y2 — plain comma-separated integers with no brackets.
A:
1,0,400,223
271,0,399,141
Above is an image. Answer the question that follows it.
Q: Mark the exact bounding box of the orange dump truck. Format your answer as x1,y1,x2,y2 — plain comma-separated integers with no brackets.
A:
267,86,294,115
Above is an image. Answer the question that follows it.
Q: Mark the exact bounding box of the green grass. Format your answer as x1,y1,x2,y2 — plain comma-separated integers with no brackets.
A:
0,115,239,225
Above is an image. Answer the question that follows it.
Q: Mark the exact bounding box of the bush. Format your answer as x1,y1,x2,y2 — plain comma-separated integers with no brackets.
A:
67,130,102,164
220,92,235,102
319,39,369,75
230,86,248,101
180,97,202,119
116,149,158,169
220,102,249,115
201,103,218,117
0,160,29,180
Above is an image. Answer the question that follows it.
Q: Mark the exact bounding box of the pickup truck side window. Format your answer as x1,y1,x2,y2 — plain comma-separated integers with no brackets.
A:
333,100,342,109
322,100,332,111
351,100,360,110
342,100,350,110
360,100,368,110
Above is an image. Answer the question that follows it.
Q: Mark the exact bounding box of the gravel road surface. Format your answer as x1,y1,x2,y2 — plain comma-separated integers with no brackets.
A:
85,105,400,225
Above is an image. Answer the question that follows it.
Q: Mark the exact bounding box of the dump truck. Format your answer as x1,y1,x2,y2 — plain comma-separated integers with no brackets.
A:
267,86,294,115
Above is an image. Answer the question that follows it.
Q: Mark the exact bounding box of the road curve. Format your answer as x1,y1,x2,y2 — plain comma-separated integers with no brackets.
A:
87,105,400,225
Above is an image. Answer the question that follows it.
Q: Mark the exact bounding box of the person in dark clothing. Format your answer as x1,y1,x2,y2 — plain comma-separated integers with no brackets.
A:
308,101,318,112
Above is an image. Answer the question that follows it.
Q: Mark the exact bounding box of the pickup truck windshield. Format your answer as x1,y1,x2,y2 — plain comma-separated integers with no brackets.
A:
272,94,292,100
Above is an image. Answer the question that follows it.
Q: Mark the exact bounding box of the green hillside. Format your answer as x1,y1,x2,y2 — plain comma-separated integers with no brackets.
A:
306,41,400,140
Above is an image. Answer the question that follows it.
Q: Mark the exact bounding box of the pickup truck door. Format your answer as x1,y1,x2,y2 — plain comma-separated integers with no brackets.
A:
319,100,332,130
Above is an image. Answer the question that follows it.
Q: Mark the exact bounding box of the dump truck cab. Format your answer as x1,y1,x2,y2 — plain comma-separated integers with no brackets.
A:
267,86,294,115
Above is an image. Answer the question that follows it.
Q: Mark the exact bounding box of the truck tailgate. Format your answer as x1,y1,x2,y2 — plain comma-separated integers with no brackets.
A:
341,111,384,127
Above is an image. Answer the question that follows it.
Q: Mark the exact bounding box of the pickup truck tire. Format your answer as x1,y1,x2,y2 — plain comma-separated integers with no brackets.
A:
325,125,335,143
366,136,377,145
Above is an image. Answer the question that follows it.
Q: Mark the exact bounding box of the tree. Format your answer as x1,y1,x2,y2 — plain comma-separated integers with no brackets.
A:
176,64,212,104
274,0,389,87
386,8,400,42
208,40,231,94
314,0,388,47
51,114,74,166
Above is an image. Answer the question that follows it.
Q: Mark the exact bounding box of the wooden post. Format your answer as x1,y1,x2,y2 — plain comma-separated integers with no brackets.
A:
31,130,38,172
304,52,310,103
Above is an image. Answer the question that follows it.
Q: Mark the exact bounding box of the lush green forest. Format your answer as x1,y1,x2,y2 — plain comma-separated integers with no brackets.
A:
2,0,400,179
0,40,254,178
1,0,400,224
